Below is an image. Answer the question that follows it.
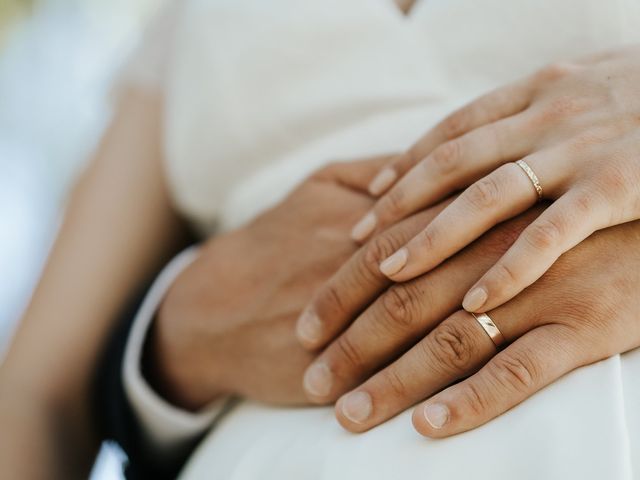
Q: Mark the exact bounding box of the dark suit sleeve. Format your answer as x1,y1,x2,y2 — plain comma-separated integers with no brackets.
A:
92,284,204,480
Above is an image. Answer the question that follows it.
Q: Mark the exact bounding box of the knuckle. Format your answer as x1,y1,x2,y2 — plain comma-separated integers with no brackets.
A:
490,263,520,292
571,191,596,217
381,367,411,398
440,110,471,140
466,175,502,210
323,283,348,316
489,352,539,393
459,380,492,417
525,218,564,251
380,284,421,331
487,88,517,116
363,234,401,276
431,140,461,175
460,379,494,418
353,253,383,286
534,62,574,84
429,320,478,373
378,188,406,220
417,226,438,251
334,335,364,369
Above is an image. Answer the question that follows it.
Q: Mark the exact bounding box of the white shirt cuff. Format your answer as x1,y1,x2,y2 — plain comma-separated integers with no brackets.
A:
123,247,228,456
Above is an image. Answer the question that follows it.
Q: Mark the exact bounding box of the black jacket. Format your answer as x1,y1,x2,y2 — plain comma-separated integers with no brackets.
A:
93,285,202,480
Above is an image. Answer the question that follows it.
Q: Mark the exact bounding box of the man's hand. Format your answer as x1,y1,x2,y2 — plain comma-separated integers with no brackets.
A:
144,157,392,410
298,204,640,436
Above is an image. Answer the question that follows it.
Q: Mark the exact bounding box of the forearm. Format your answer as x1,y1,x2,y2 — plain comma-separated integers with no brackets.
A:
0,88,189,477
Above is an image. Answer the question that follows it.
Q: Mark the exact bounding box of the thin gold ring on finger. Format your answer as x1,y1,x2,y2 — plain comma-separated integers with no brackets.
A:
471,312,506,349
515,159,543,201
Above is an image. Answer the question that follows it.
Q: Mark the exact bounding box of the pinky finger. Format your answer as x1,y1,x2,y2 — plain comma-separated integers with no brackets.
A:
412,324,586,437
462,189,609,313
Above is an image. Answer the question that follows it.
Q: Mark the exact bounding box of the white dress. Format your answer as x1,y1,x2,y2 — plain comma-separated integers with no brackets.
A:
121,0,640,478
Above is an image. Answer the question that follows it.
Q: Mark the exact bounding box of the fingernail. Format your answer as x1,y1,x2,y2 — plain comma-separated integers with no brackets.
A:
462,287,488,312
341,391,373,424
368,168,397,196
303,362,333,397
351,212,377,241
423,403,449,429
296,307,322,344
379,248,408,277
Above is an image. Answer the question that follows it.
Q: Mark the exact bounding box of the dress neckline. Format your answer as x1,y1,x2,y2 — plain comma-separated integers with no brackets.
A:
393,0,418,16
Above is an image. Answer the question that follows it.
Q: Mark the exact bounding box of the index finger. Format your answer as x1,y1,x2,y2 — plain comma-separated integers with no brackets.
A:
296,200,452,351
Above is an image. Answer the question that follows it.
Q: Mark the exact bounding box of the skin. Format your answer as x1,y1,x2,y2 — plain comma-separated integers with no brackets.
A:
393,0,417,15
298,203,640,436
147,157,389,410
0,89,188,479
1,28,637,475
350,46,640,316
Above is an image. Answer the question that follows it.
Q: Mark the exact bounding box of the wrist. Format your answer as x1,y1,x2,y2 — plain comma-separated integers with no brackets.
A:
142,308,227,411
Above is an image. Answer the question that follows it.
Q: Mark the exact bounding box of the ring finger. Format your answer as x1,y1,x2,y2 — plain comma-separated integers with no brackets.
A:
378,145,571,282
333,300,538,433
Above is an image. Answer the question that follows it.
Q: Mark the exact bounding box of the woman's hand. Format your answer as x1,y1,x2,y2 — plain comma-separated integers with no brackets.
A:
300,205,640,436
351,45,640,314
0,88,183,478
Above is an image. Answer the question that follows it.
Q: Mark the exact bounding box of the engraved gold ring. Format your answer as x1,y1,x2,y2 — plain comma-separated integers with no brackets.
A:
515,159,543,201
471,312,506,348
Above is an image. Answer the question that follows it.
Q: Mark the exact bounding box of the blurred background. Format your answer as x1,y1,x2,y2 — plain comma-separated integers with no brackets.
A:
0,0,165,477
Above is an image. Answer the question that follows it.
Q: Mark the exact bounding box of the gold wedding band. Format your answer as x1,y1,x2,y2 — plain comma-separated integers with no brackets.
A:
515,159,543,201
471,312,506,348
